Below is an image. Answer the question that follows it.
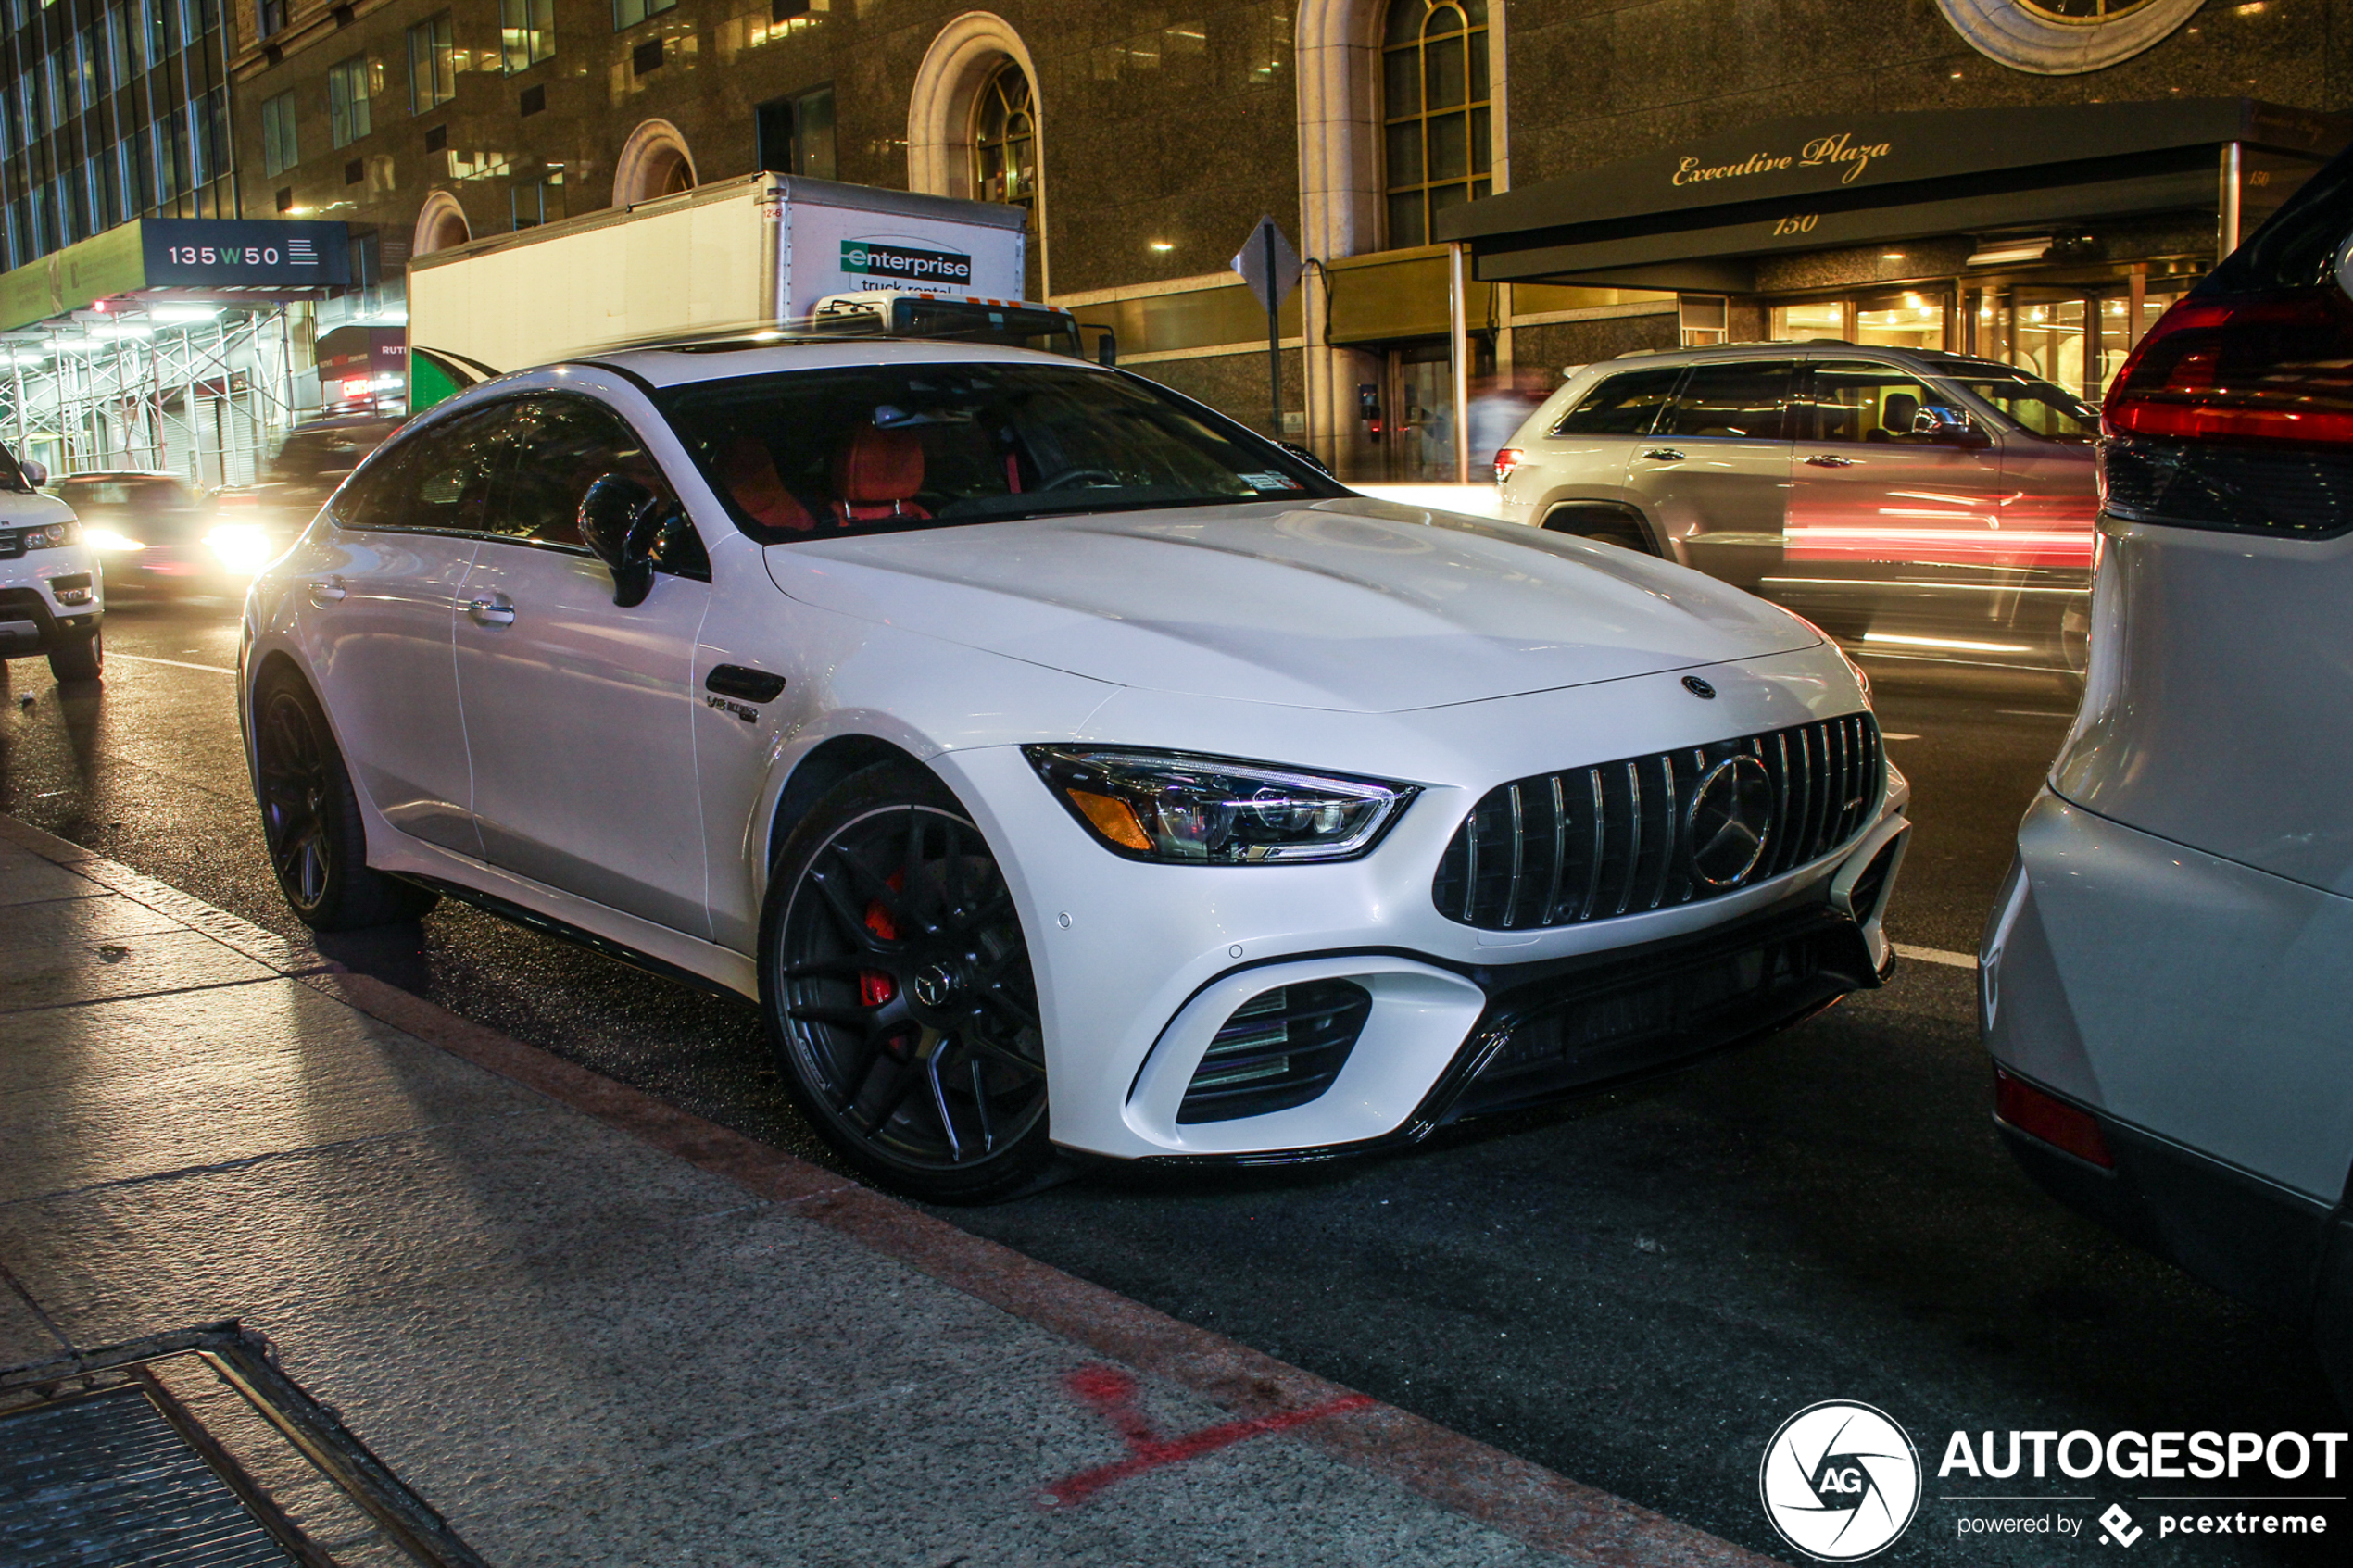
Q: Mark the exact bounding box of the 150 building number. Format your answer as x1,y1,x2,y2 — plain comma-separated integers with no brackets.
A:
1770,214,1819,237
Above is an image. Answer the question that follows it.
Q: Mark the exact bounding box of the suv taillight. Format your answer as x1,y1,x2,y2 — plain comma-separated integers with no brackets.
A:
2099,286,2353,539
2105,287,2353,446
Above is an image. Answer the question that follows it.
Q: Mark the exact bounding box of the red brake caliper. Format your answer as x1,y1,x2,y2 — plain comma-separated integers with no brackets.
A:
859,872,906,1008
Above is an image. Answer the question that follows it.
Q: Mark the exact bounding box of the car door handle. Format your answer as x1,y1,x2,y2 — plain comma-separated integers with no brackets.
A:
1804,454,1859,468
467,596,516,626
307,577,346,607
1641,447,1686,462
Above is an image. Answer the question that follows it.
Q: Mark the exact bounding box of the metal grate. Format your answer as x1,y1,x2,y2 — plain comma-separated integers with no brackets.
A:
1178,980,1373,1123
0,1387,296,1568
1431,712,1881,931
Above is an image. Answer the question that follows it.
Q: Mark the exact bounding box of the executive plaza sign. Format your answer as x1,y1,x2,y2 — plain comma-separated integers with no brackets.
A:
1671,132,1895,190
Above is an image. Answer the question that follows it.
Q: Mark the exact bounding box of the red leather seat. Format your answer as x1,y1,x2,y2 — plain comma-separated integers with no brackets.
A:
831,423,930,523
717,436,817,532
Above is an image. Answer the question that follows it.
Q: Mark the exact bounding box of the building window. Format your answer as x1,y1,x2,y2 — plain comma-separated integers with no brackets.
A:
328,54,371,147
1381,0,1489,249
612,0,676,31
501,0,554,72
511,170,563,229
970,61,1035,220
261,89,298,176
258,0,286,37
408,14,455,112
755,82,835,179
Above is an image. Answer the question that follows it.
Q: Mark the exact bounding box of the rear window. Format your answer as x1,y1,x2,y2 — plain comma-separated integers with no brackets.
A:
1549,367,1681,436
654,361,1346,543
60,478,187,508
1650,360,1794,441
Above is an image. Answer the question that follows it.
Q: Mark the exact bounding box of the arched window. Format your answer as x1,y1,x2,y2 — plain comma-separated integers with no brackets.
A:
970,61,1037,222
1381,0,1489,249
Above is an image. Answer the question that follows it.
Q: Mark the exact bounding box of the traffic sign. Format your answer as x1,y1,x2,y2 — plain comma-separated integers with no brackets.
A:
1231,217,1301,312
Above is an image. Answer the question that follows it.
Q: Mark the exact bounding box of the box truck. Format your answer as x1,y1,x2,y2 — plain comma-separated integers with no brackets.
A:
407,172,1093,409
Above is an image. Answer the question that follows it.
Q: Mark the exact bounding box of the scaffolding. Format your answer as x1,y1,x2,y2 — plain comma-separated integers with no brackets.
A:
0,303,315,488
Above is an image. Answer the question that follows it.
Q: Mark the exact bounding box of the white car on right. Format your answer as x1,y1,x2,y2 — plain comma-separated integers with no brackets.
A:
1982,146,2353,1397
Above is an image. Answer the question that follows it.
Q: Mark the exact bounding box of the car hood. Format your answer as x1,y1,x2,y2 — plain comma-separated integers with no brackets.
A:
762,497,1819,713
0,493,75,527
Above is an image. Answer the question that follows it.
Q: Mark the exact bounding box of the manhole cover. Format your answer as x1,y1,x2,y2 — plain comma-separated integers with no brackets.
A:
0,1323,484,1568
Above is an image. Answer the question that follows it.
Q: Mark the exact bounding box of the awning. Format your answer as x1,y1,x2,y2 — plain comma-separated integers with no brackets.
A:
1437,98,2350,290
0,218,354,334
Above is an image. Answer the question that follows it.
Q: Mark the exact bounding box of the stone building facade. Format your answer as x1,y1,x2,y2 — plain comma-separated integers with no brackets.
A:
210,0,2353,476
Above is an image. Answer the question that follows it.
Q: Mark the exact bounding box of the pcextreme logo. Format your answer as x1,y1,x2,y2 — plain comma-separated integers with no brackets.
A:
1759,1401,1923,1561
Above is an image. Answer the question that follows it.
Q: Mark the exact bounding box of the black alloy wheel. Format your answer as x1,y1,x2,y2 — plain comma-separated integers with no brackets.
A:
253,671,437,931
761,763,1056,1202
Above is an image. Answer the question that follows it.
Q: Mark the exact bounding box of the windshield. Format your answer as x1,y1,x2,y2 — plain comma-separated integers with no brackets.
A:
1942,369,2100,442
656,362,1347,542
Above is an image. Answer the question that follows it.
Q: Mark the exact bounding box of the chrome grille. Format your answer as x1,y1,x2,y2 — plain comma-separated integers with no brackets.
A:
1431,712,1881,931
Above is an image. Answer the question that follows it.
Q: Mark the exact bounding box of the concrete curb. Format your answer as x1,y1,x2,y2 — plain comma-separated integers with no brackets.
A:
0,809,1785,1568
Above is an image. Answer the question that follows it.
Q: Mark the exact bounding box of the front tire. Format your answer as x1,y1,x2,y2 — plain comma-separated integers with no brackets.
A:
759,762,1056,1203
253,670,438,931
48,629,101,684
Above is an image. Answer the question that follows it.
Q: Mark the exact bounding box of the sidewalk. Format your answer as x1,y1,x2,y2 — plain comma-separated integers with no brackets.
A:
0,812,1781,1568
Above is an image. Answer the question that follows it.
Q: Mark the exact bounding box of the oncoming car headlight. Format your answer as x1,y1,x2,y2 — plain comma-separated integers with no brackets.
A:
80,525,144,553
205,522,278,575
1024,746,1417,864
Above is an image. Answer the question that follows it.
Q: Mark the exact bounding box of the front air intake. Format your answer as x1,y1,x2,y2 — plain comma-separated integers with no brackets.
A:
1176,980,1372,1123
1432,712,1881,932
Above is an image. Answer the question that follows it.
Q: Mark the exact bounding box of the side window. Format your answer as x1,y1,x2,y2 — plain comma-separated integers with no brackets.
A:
1651,360,1795,441
485,395,708,574
331,408,500,533
1806,361,1940,444
1549,367,1681,436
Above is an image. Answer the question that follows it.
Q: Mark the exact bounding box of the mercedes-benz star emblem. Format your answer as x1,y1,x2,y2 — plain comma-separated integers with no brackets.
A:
1686,754,1775,888
1682,675,1717,699
912,962,960,1010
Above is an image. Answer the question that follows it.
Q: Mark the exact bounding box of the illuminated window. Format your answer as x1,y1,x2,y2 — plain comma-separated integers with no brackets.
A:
1381,0,1489,249
970,61,1036,221
502,0,554,70
407,14,454,113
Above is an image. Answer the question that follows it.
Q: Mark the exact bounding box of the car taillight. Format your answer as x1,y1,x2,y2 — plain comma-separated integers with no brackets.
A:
2105,287,2353,446
1993,1065,2113,1169
1493,446,1524,483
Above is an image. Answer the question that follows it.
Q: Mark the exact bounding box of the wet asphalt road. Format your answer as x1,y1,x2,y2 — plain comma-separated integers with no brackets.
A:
2,601,2337,1567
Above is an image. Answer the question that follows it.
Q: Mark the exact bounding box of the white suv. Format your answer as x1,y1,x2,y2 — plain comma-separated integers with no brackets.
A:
0,446,103,684
1983,148,2353,1396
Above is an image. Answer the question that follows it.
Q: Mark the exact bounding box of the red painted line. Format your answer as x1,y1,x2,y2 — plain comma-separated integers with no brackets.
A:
1038,1363,1377,1509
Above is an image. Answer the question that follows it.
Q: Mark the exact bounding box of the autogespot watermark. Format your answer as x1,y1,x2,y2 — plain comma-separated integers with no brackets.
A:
1761,1404,2350,1556
1759,1401,1923,1561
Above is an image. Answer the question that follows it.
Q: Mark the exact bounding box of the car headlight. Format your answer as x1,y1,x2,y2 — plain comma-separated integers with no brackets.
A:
19,521,80,549
1024,746,1417,864
205,522,278,575
81,526,145,553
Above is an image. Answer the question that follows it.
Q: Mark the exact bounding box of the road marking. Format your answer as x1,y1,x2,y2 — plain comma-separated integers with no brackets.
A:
1038,1364,1375,1509
1880,732,1920,741
110,651,235,675
1894,942,1977,970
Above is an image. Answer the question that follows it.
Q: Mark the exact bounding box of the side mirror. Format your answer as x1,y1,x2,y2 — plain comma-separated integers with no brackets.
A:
1088,325,1117,367
577,473,666,608
1913,404,1991,449
21,458,46,487
1277,440,1333,477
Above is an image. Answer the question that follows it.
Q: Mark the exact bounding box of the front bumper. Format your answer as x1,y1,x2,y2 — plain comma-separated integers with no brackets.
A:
0,575,103,657
943,720,1910,1163
1138,897,1892,1170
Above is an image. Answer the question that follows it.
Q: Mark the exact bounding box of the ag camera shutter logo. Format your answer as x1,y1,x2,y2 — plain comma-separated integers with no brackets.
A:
1759,1400,1922,1561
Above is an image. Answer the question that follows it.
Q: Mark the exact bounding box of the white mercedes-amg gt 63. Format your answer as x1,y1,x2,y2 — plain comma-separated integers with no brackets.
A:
241,338,1909,1200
